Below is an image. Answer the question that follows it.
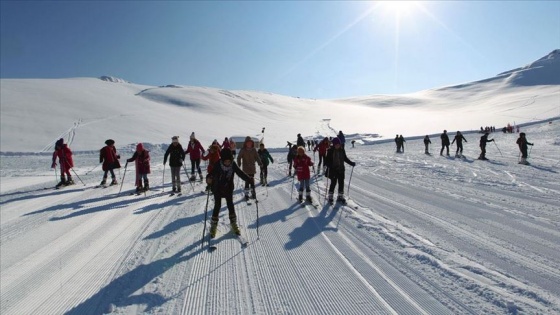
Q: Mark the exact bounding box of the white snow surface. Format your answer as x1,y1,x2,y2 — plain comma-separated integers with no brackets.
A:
1,51,560,314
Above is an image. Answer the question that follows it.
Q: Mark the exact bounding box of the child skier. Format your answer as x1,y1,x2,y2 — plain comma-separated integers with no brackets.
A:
423,135,431,154
440,130,450,156
325,137,355,204
478,132,494,160
99,139,121,186
207,148,253,237
51,138,74,188
237,136,263,200
127,143,151,193
163,136,186,193
516,132,534,165
201,144,221,191
293,146,314,202
314,137,329,175
451,131,467,157
185,132,205,181
286,144,297,177
258,143,274,186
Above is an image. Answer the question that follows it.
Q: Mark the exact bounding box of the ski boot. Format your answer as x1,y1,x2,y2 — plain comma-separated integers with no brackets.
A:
251,190,256,199
230,221,241,235
327,193,334,205
143,179,149,191
65,177,75,186
100,178,107,186
337,195,346,204
210,219,218,238
298,194,303,203
189,175,196,182
110,178,118,186
305,195,313,203
199,173,204,182
56,176,66,188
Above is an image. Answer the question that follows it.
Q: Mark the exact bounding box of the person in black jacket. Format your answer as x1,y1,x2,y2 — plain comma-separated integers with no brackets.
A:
163,136,186,193
287,144,297,177
516,132,533,165
451,131,467,157
440,130,450,156
325,137,355,204
423,135,431,154
478,132,494,160
207,149,253,238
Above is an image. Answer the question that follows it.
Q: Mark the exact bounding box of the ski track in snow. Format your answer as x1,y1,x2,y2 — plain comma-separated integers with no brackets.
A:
1,122,560,314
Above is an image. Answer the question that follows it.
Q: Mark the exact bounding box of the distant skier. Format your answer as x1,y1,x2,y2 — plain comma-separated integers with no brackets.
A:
351,140,356,148
477,132,494,160
325,137,355,204
451,131,467,157
99,139,121,186
207,148,254,238
395,135,400,153
314,137,330,175
163,136,185,193
440,130,450,156
221,137,230,150
423,135,432,154
127,143,151,193
297,133,306,148
287,144,297,177
398,135,406,153
258,143,274,186
201,144,221,191
51,138,74,188
306,139,311,151
237,136,263,200
293,146,314,203
338,131,346,148
516,132,534,165
185,132,205,181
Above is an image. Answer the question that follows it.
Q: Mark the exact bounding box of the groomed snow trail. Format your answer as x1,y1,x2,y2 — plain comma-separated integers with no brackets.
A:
1,121,559,314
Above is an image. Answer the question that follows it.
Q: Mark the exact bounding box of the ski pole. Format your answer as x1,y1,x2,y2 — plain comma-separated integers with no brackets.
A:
71,168,86,186
118,162,128,196
254,187,260,240
162,163,165,192
493,141,503,157
347,166,354,198
290,172,295,200
182,163,195,192
85,163,100,175
54,165,58,184
201,189,211,251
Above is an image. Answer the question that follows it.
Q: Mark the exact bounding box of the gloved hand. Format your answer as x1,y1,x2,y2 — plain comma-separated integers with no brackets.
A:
163,159,167,165
51,162,57,168
206,175,212,185
350,162,356,167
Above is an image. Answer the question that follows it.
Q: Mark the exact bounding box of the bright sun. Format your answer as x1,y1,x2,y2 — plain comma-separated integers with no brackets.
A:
381,1,420,16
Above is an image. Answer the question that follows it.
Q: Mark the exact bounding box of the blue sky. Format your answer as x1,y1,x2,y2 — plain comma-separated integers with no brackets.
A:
1,1,559,99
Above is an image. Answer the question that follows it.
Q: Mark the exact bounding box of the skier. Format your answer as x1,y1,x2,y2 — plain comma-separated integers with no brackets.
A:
394,135,400,152
398,135,406,153
185,132,205,181
338,131,346,148
306,139,311,151
229,137,237,158
293,146,314,202
236,136,263,200
163,136,185,193
287,144,297,177
258,143,274,186
99,139,121,186
477,132,494,160
127,143,151,193
440,130,450,156
325,137,355,204
423,135,431,154
351,140,356,148
314,137,330,175
451,131,467,157
51,138,74,188
221,137,230,150
201,143,221,191
207,148,254,237
516,132,534,165
296,133,306,148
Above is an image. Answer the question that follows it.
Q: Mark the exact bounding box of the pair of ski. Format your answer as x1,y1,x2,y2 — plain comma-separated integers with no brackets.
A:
298,199,320,209
169,192,182,197
327,199,359,209
207,232,249,251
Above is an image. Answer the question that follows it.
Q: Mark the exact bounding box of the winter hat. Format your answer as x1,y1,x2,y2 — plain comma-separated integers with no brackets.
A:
244,136,254,147
105,139,115,146
332,137,341,146
172,136,179,143
220,148,233,161
136,143,144,152
190,132,195,140
55,138,64,148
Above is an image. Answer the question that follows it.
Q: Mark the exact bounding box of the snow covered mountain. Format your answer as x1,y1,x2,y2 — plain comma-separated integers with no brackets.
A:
1,50,559,153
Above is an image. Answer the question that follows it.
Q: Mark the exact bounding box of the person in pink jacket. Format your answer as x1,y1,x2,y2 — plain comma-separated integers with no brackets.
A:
127,143,151,193
185,132,205,181
51,138,74,188
293,146,314,202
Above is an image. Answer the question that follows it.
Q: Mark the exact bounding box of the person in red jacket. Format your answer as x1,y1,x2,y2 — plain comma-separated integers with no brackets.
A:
127,143,151,193
51,138,74,188
99,139,121,186
314,137,330,176
293,146,314,202
185,132,205,181
201,144,221,191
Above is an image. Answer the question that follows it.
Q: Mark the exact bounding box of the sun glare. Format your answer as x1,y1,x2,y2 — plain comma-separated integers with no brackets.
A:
381,1,420,16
